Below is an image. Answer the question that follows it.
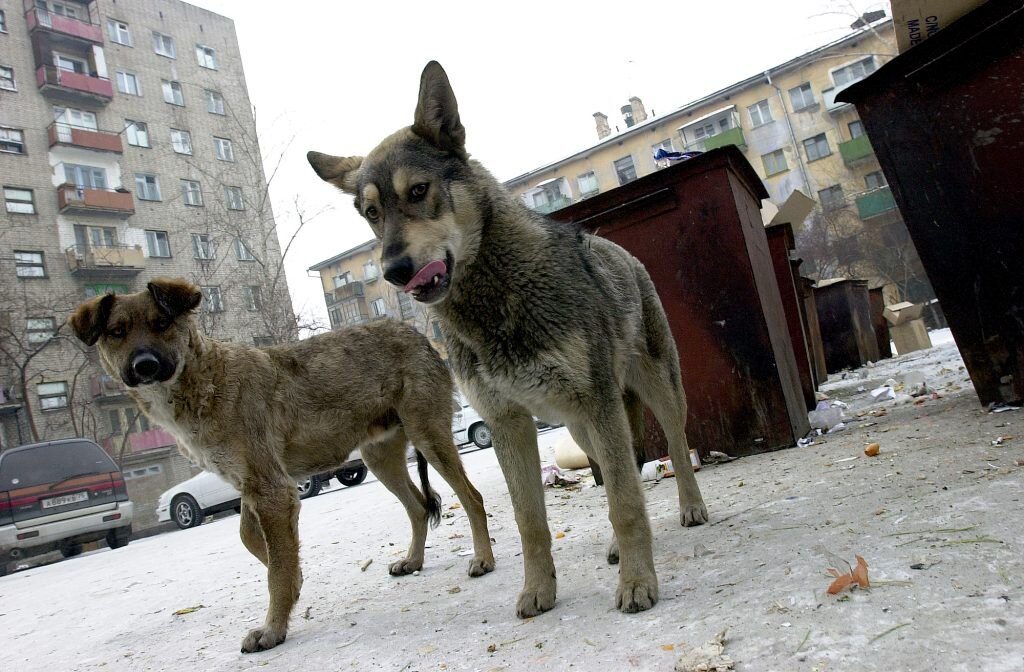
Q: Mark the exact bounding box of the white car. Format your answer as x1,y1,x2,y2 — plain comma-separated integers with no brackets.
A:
452,399,492,448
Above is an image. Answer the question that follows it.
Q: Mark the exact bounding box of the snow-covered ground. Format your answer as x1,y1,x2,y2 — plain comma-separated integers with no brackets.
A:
2,331,1023,671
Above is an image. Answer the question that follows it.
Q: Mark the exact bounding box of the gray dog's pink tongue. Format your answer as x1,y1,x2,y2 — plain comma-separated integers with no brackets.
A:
404,260,448,292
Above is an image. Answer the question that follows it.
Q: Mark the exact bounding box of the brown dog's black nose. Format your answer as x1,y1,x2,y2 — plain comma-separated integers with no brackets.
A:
383,256,415,287
132,352,160,380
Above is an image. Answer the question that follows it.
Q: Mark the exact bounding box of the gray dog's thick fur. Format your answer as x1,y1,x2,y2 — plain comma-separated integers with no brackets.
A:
308,61,707,617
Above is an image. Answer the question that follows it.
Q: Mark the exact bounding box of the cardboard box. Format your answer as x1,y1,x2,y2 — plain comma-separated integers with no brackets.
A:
891,0,988,52
883,301,924,325
884,301,932,353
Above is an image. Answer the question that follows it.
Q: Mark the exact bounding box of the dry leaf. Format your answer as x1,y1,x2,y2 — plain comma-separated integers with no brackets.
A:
852,555,870,588
661,644,676,651
555,531,566,539
172,605,204,615
826,554,870,594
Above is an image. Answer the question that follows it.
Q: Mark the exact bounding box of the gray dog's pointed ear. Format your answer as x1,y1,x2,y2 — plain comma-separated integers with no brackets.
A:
307,151,362,194
412,61,467,159
148,278,202,318
70,293,116,346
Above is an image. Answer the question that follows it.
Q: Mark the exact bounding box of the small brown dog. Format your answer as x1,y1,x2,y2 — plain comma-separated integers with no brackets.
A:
70,278,495,652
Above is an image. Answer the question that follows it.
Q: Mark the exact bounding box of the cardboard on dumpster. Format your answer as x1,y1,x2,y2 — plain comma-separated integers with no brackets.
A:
884,301,932,354
890,0,988,53
762,190,816,230
883,301,924,325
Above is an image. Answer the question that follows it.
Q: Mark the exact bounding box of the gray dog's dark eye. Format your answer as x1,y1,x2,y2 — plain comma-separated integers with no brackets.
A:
409,183,429,201
365,206,379,221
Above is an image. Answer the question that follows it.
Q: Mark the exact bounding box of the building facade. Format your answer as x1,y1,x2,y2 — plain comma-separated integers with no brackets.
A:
309,239,448,360
0,0,293,530
505,20,930,304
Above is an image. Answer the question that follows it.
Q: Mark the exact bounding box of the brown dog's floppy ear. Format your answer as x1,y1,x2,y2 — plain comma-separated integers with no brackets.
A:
307,151,362,195
70,293,116,346
412,61,467,159
148,278,202,318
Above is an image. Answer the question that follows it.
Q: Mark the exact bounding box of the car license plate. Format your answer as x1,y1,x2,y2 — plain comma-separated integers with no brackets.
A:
41,491,89,509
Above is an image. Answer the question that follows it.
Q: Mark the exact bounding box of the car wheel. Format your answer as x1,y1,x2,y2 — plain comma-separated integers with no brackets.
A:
470,422,493,449
59,543,84,558
297,475,322,499
336,465,368,487
172,494,203,529
107,526,131,549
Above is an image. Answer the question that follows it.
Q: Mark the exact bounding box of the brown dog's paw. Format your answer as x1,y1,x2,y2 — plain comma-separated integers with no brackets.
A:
515,580,557,618
680,503,709,527
616,576,659,613
606,538,620,565
467,556,495,577
389,558,423,576
240,625,287,653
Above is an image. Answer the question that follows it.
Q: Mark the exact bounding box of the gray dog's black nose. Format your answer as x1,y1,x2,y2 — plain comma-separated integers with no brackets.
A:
132,352,160,379
383,256,415,287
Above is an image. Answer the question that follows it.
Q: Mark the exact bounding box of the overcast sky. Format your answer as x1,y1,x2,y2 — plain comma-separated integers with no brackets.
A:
189,0,887,329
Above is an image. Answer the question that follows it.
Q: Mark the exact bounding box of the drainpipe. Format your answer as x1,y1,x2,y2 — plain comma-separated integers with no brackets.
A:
765,69,813,199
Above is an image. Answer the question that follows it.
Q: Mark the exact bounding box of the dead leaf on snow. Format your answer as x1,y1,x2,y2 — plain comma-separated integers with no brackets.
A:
172,605,204,616
827,555,869,594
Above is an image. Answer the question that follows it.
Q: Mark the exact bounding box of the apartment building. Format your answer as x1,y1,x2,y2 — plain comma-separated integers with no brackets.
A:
505,19,930,303
308,239,449,360
0,0,293,530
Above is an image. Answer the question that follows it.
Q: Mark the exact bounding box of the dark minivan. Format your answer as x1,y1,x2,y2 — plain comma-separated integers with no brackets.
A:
0,439,134,576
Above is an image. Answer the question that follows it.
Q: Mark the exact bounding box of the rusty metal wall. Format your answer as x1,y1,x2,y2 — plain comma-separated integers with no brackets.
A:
767,223,817,411
868,287,893,360
814,280,881,373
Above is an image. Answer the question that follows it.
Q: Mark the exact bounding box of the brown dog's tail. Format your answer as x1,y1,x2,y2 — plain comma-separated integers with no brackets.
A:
416,450,442,529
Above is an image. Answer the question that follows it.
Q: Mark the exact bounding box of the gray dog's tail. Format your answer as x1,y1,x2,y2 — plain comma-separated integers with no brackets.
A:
416,450,442,529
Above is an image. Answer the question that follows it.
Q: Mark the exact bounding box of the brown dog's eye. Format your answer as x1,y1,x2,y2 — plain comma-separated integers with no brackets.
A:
154,317,172,332
365,206,379,222
108,326,126,339
409,183,429,202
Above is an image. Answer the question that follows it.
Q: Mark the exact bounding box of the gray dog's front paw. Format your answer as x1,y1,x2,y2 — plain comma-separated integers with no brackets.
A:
681,503,708,527
616,576,659,613
468,556,495,577
389,558,424,576
606,537,620,565
515,579,556,618
240,624,287,653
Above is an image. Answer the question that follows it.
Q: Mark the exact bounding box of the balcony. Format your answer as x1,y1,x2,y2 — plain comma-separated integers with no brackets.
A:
823,87,854,114
36,65,113,106
25,7,103,45
102,428,177,455
326,281,365,305
533,196,573,215
48,123,123,154
66,244,145,277
58,184,134,218
703,126,746,151
855,186,898,220
89,373,127,401
839,134,874,165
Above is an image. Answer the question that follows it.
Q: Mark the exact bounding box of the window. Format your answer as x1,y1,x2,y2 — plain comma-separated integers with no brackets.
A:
196,45,217,69
337,299,362,325
849,120,865,139
115,71,140,96
192,233,215,260
243,286,262,312
170,129,192,155
145,230,171,258
431,320,444,341
225,186,244,211
818,185,845,212
84,283,128,297
803,133,831,162
253,336,276,348
54,106,97,130
761,149,788,176
107,19,131,45
27,318,56,345
38,382,68,410
213,137,234,161
125,120,149,147
363,260,379,281
234,238,255,261
0,127,25,154
370,298,386,317
205,89,225,115
333,271,353,288
181,179,203,206
577,171,599,197
396,291,414,319
201,286,224,313
613,156,637,185
162,80,184,106
123,464,164,481
135,412,150,432
108,409,122,436
833,57,876,87
77,225,116,249
789,82,815,111
328,307,341,328
4,187,35,214
748,99,773,127
65,164,107,189
15,251,45,278
0,10,7,33
152,31,175,58
135,173,161,201
54,52,87,74
0,65,16,91
865,171,888,190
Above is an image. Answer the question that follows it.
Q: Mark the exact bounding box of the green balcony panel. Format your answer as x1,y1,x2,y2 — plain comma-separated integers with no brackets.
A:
704,126,746,151
856,186,897,219
534,196,573,214
839,134,875,165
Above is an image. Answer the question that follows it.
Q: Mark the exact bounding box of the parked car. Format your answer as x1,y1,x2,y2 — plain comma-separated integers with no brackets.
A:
453,399,492,449
0,438,134,576
157,453,368,530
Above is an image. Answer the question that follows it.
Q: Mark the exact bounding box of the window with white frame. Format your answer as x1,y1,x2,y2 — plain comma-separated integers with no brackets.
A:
234,238,255,261
162,80,184,106
54,52,87,74
107,19,131,45
761,149,788,176
115,71,140,95
205,89,225,115
789,82,815,111
0,65,16,91
15,251,45,277
371,298,386,317
125,119,149,147
27,318,56,345
328,307,341,328
651,138,674,158
135,173,161,200
0,127,26,155
577,171,599,197
201,286,224,312
54,106,97,130
181,179,203,206
613,156,637,185
849,120,865,139
0,10,7,33
196,45,217,69
65,164,107,189
224,186,244,211
865,171,887,190
107,408,123,436
145,229,171,258
833,57,876,87
192,233,215,260
213,136,234,161
152,31,175,58
803,133,831,162
333,271,353,288
4,187,35,214
748,99,773,127
243,286,262,312
363,260,379,281
170,129,192,155
38,381,69,410
818,184,845,212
